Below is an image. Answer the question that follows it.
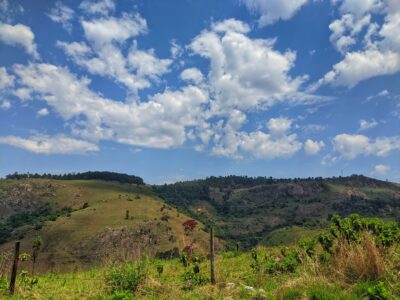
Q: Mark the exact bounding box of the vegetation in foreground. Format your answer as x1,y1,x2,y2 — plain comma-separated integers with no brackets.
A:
1,214,399,299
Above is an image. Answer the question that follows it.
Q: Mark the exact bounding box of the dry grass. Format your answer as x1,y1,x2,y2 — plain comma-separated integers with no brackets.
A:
330,234,385,284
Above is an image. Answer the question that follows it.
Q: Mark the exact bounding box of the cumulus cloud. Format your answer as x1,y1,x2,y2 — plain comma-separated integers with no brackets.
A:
0,23,38,58
81,14,147,46
12,63,209,149
0,100,10,110
58,13,171,93
0,67,14,90
359,119,378,131
314,0,400,89
79,0,115,16
0,135,99,154
372,164,391,176
335,0,383,17
6,18,326,160
333,133,400,159
315,49,400,88
190,19,318,113
37,107,49,116
180,68,204,84
47,1,74,32
212,117,302,159
329,14,371,54
243,0,309,26
304,139,325,155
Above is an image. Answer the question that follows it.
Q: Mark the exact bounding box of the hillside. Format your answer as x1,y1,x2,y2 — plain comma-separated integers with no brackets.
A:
0,178,213,273
154,175,400,248
1,174,399,272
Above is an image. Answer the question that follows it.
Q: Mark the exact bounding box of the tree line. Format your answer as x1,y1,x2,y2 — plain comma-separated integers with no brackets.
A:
5,171,144,185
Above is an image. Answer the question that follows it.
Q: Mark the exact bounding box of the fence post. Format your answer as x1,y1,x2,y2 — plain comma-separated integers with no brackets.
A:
210,227,215,285
9,241,20,295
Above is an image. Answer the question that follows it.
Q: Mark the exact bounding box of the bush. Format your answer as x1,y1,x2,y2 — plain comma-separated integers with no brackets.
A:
365,282,390,300
110,290,134,300
105,262,147,294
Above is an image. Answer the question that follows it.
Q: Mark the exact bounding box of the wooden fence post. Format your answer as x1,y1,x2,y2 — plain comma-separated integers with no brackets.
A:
9,241,20,295
210,227,215,285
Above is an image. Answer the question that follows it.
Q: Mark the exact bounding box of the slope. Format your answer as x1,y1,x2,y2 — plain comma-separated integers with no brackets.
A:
154,175,400,248
0,178,212,273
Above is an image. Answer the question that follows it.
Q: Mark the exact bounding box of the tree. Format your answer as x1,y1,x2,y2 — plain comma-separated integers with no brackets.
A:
32,236,43,275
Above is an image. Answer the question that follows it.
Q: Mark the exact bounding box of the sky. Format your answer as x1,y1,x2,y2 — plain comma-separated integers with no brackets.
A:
0,0,399,184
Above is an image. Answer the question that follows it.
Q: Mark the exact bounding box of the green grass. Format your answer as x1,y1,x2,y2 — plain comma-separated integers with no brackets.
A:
1,248,398,300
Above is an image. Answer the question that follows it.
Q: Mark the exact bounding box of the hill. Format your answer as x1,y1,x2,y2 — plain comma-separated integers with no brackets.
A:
0,178,213,273
1,173,399,271
153,175,400,248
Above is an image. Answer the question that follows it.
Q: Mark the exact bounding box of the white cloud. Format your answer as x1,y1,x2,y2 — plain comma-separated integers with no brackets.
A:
47,1,74,32
304,139,325,155
6,18,328,160
359,119,378,131
37,107,49,116
180,68,204,84
267,117,292,137
79,0,115,16
243,0,309,26
316,49,400,88
0,135,99,154
0,67,14,90
0,100,10,110
333,133,400,159
58,14,170,93
190,19,318,113
315,1,400,89
329,14,371,54
81,14,147,46
0,23,38,58
335,0,383,17
12,63,209,149
378,89,389,96
127,47,172,79
212,116,302,159
12,87,31,100
372,164,391,175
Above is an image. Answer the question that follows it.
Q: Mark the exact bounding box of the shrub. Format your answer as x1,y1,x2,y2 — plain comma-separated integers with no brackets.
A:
105,262,147,294
299,237,317,257
365,282,390,300
110,290,134,300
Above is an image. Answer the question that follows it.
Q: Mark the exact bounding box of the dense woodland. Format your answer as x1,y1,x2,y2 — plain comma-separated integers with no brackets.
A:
5,171,144,185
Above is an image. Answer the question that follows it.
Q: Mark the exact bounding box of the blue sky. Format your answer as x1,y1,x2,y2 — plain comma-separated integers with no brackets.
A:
0,0,399,184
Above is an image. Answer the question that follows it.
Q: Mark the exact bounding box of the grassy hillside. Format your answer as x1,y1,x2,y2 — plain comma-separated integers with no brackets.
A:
154,175,400,248
0,179,213,273
1,214,399,299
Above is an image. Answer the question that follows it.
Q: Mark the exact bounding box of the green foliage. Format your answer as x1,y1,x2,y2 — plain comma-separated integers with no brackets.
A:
20,270,39,291
110,290,134,300
365,282,390,300
251,248,301,275
156,264,164,276
0,204,72,244
299,237,317,257
6,171,144,185
181,255,207,290
105,262,147,294
325,214,400,249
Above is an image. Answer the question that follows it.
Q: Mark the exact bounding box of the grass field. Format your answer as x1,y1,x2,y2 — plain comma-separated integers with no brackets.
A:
2,244,399,299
